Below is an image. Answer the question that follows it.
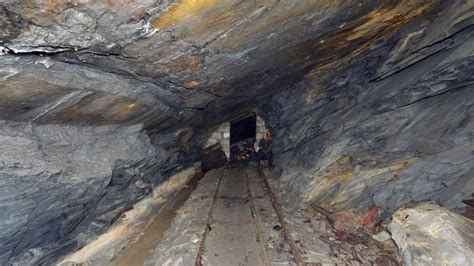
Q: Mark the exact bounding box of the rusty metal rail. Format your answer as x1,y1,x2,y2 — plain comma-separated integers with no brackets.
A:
195,171,223,266
259,169,305,265
246,170,271,266
195,167,304,265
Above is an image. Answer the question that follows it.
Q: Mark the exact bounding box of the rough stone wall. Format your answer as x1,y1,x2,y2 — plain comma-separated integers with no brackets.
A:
0,122,201,265
205,123,230,159
256,116,269,141
260,5,474,215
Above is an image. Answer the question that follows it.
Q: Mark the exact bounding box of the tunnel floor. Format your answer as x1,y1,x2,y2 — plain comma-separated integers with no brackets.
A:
114,167,401,265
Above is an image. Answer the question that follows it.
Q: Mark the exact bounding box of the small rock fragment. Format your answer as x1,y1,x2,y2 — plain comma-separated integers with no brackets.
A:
371,231,391,243
191,234,200,244
34,58,55,69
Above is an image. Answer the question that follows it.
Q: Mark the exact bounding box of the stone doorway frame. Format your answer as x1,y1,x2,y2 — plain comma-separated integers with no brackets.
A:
205,114,269,160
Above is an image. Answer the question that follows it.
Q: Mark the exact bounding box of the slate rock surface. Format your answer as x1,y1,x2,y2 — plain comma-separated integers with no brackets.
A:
259,0,474,215
0,121,202,265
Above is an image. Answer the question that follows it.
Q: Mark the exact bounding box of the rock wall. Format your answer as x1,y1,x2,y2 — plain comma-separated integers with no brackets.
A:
260,3,474,215
256,116,269,142
205,123,231,159
0,121,201,265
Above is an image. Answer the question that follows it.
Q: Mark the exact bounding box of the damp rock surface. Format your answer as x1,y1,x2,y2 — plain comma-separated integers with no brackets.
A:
388,203,474,266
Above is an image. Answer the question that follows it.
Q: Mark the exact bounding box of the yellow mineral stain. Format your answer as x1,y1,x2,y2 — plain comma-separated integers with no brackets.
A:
304,158,417,205
152,0,219,29
328,155,354,170
302,0,439,86
386,160,413,182
193,8,235,34
347,0,438,42
183,80,200,88
107,102,138,119
46,0,60,12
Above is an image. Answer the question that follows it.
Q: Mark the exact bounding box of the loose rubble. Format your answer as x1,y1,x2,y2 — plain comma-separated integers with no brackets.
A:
372,231,392,243
264,170,402,265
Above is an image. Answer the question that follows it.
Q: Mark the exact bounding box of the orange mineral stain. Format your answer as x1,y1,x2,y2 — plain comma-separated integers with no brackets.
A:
183,80,200,89
302,0,439,81
346,0,438,42
151,0,219,29
110,102,138,117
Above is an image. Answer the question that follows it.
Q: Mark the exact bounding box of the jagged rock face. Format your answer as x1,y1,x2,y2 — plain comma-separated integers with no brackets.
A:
0,0,473,264
260,1,474,214
0,122,204,264
0,122,154,263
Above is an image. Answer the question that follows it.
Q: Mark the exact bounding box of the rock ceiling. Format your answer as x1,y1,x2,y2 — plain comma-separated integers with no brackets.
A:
1,0,458,130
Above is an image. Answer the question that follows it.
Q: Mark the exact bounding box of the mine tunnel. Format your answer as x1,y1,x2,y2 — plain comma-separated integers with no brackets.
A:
229,114,257,161
1,1,473,265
